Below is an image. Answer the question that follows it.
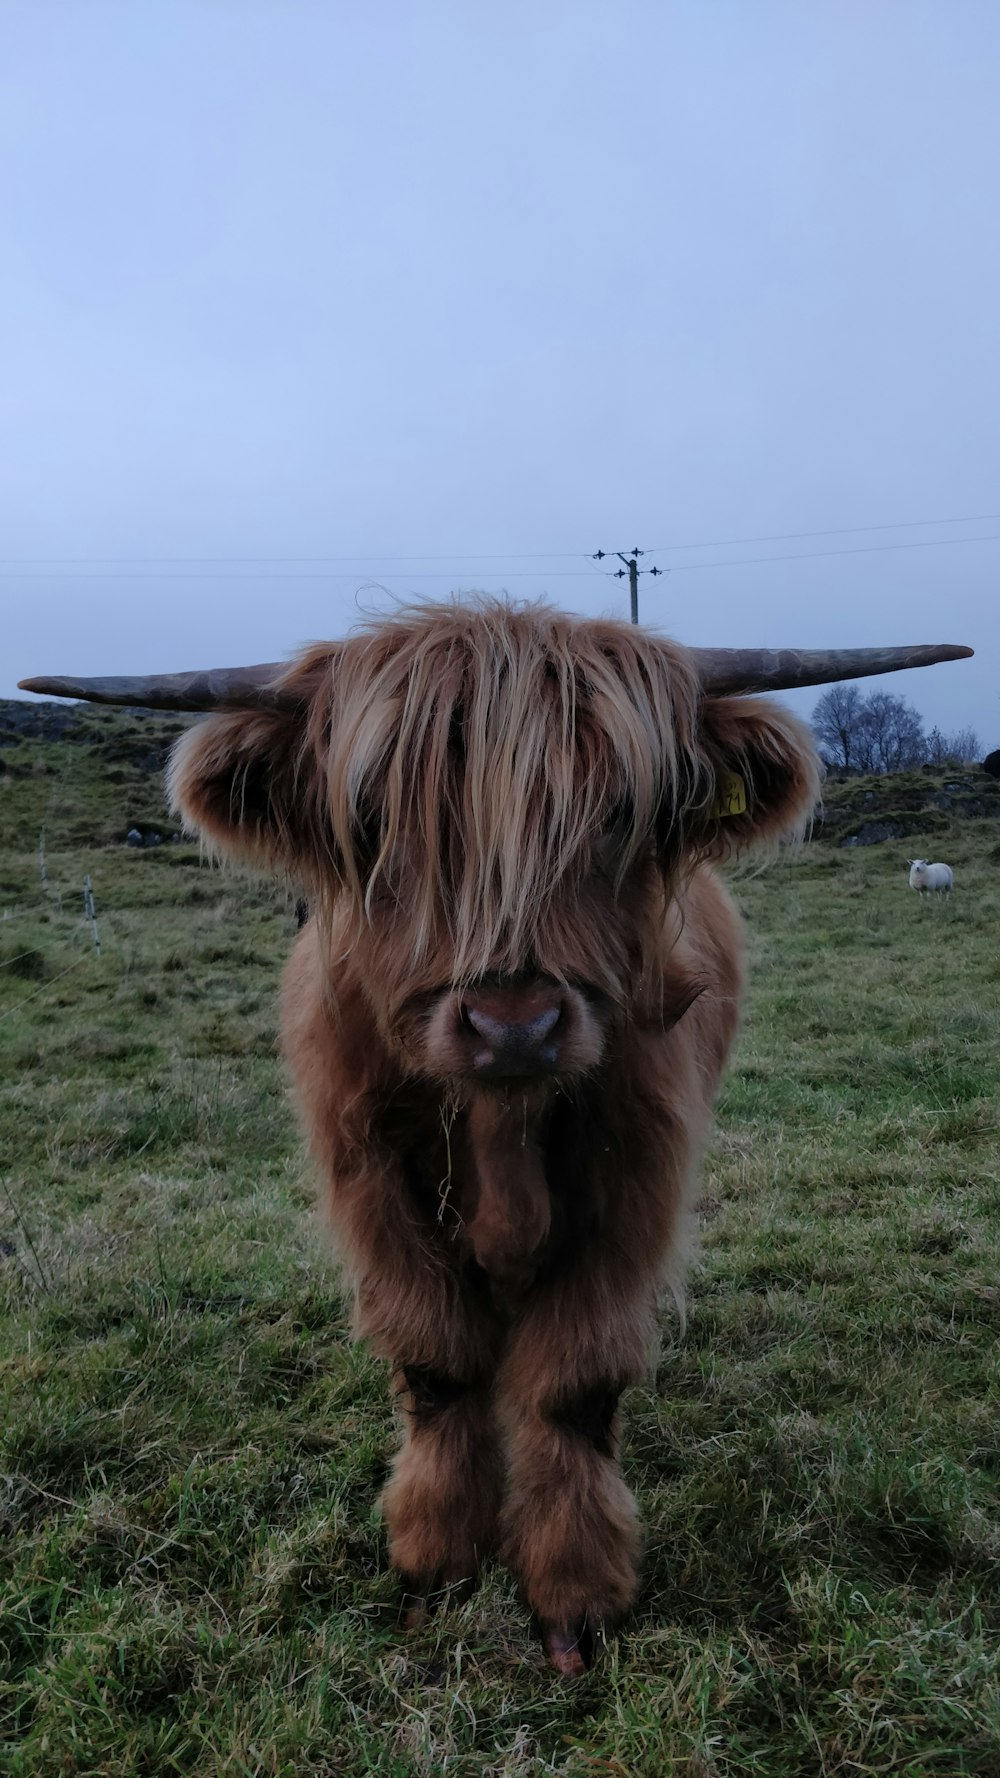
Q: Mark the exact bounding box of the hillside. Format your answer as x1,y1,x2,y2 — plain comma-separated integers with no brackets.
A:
0,699,193,853
816,763,1000,846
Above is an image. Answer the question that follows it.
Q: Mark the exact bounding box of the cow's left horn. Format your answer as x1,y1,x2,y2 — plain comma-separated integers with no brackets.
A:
16,664,303,712
689,643,973,695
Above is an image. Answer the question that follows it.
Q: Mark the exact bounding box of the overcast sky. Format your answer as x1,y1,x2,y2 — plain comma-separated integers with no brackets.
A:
2,2,995,743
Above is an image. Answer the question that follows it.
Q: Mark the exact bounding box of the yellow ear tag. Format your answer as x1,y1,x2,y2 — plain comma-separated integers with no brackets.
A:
714,772,747,818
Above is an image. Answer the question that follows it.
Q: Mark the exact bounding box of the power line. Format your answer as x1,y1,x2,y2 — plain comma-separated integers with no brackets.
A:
0,568,610,580
2,529,999,579
645,508,1000,553
621,529,1000,576
0,549,591,565
1,506,1000,566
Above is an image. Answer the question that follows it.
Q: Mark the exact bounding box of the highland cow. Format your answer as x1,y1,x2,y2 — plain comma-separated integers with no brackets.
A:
21,601,972,1674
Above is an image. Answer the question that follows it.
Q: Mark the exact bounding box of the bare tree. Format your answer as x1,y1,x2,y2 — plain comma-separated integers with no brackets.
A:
811,683,865,771
925,724,981,766
812,685,928,774
855,691,926,773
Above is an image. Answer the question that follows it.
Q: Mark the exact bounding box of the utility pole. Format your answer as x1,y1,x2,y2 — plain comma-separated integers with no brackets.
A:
592,546,664,624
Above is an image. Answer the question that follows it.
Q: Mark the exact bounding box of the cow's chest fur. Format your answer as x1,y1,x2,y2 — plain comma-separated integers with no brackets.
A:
378,1085,616,1299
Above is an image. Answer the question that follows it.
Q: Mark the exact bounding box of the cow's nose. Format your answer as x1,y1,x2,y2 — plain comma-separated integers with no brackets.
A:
463,1003,562,1075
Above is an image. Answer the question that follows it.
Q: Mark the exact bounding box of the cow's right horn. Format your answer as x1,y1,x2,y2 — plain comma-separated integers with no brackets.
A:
689,642,974,695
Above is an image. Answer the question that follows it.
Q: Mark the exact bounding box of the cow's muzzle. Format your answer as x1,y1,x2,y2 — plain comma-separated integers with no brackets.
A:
460,995,563,1079
419,980,605,1084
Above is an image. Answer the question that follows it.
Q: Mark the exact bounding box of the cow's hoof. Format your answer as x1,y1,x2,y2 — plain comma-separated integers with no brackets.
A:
399,1590,434,1632
398,1573,474,1631
540,1616,594,1677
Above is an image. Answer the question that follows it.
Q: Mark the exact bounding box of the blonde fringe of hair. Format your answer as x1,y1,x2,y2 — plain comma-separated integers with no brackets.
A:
296,598,719,981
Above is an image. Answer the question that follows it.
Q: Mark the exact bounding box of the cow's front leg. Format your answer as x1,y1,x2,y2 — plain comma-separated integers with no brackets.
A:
321,1147,503,1620
496,1272,656,1674
382,1363,502,1623
502,1378,636,1673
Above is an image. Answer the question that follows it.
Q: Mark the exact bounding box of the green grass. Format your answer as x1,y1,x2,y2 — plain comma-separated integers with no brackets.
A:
1,724,999,1774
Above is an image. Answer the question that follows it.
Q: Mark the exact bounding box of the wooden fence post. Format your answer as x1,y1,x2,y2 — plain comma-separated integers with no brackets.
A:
83,876,101,957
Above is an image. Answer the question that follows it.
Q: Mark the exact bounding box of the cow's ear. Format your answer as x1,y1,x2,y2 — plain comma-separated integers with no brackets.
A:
695,695,822,853
168,710,326,873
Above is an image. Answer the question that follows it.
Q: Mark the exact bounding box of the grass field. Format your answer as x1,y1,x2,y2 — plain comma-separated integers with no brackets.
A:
1,725,999,1775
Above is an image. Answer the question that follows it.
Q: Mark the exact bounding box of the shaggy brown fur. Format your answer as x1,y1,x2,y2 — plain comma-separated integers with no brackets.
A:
169,598,820,1674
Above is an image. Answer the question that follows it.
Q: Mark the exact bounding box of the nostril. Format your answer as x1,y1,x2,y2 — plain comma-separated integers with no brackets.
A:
529,1006,561,1041
464,1006,504,1045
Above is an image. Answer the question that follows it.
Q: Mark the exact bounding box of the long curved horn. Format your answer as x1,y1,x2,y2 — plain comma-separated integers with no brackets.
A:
16,663,303,713
689,643,973,695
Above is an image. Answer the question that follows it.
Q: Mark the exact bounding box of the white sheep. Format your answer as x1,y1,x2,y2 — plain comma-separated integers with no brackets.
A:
908,858,954,895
